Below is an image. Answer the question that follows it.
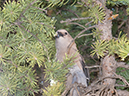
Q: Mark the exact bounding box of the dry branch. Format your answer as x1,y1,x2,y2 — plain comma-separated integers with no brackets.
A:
60,17,92,23
117,62,129,69
85,65,101,69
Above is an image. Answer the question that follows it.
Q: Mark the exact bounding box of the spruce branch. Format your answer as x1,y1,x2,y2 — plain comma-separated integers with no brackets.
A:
74,25,96,40
14,21,47,51
19,0,37,18
33,7,47,13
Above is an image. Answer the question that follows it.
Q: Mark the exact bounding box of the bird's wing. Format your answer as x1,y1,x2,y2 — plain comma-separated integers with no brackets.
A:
67,46,90,85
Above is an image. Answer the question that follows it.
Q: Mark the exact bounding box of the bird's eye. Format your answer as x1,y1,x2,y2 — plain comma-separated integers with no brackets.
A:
65,32,67,35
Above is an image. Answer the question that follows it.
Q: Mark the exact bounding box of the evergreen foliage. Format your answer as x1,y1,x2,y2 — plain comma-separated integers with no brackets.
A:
91,40,109,58
91,33,129,61
42,82,65,96
0,0,129,96
0,0,56,95
44,55,74,82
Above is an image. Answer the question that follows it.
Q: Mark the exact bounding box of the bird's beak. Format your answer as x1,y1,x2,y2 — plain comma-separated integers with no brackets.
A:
54,32,60,38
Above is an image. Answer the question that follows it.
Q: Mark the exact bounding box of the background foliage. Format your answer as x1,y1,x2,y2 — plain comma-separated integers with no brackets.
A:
0,0,129,96
0,0,56,95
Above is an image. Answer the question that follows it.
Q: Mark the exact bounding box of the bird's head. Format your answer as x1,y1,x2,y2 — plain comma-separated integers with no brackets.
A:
55,29,73,40
55,29,74,49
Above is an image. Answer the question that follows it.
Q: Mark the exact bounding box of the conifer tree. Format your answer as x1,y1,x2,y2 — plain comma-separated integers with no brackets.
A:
42,0,129,96
1,0,129,96
0,0,56,95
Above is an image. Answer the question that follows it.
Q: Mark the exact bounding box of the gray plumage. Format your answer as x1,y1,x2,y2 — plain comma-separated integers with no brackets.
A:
55,29,89,96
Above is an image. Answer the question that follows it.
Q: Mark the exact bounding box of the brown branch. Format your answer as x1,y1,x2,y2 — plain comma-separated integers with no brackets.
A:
82,74,129,96
85,65,101,69
88,74,129,88
113,72,129,86
77,2,87,8
82,84,107,95
61,83,86,96
117,62,129,69
60,17,92,23
90,68,99,73
33,7,47,13
67,25,96,53
117,90,129,96
56,10,62,15
78,33,93,38
118,20,126,29
85,20,93,26
74,84,81,96
115,84,129,88
61,84,74,96
75,25,96,40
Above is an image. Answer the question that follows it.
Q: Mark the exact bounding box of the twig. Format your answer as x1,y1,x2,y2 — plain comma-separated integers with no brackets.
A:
90,68,99,73
114,89,119,96
118,20,126,29
74,84,81,96
56,10,62,15
115,84,129,88
117,90,129,96
61,84,74,96
33,7,47,13
85,20,93,26
117,62,129,69
67,25,96,54
62,83,86,96
113,72,129,86
70,88,74,96
85,65,101,69
78,33,93,38
60,17,92,23
73,25,96,41
77,2,87,8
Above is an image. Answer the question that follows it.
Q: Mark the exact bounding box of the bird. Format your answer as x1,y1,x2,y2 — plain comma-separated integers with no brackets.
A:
55,29,89,96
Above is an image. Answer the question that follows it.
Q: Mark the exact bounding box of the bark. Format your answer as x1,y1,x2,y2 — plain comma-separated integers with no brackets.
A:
97,0,116,83
117,90,129,96
96,1,129,96
101,55,116,86
97,0,117,95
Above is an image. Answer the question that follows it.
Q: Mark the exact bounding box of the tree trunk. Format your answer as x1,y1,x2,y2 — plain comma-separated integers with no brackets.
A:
97,1,117,95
